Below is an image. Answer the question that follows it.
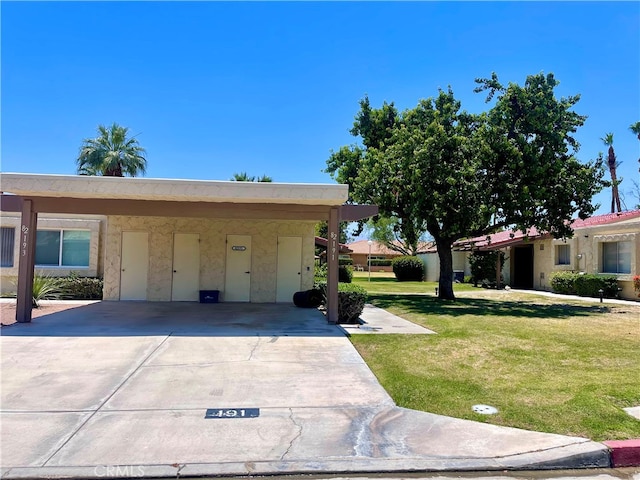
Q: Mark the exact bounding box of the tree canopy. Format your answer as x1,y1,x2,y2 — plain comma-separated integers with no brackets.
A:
326,72,605,299
76,123,147,177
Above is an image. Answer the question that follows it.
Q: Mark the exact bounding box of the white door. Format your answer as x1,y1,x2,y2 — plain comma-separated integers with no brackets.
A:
172,233,200,301
120,232,148,301
224,235,251,302
276,236,302,303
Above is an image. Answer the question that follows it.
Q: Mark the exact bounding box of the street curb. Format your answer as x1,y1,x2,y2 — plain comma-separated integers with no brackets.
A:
604,440,640,467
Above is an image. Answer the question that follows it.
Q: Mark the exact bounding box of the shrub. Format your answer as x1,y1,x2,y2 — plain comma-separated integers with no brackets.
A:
31,274,63,307
338,257,353,266
633,275,640,298
339,265,353,283
469,251,505,287
574,274,619,298
314,263,328,282
463,275,473,284
58,273,104,300
370,259,392,267
314,263,352,283
312,282,368,323
550,272,619,298
550,271,580,295
392,256,424,282
337,283,367,323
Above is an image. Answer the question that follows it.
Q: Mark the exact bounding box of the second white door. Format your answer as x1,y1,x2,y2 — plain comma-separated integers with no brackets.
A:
225,235,251,302
172,233,200,301
276,236,302,303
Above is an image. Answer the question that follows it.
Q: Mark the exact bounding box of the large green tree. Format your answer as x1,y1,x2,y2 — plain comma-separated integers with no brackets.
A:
327,73,605,300
76,123,147,177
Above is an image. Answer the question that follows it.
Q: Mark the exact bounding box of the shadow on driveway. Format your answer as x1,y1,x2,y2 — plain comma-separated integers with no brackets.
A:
1,301,343,338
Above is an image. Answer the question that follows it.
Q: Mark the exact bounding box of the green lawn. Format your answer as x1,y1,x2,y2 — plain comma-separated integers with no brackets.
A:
349,288,640,441
352,271,476,294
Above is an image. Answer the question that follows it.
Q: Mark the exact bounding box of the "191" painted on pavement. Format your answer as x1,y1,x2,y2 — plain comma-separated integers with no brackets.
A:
205,408,260,419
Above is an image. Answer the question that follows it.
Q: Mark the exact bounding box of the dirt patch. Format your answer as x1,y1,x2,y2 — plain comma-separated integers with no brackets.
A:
0,301,83,326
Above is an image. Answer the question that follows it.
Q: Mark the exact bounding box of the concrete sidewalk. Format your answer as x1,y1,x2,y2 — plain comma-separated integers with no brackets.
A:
1,302,611,479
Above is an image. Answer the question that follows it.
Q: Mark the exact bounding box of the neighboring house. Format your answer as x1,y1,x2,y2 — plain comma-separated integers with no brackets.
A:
1,173,377,322
0,213,106,294
346,240,433,272
454,210,640,300
418,245,471,283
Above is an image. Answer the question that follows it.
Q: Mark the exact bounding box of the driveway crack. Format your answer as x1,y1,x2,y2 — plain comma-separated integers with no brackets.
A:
41,334,174,467
280,408,302,460
248,335,261,361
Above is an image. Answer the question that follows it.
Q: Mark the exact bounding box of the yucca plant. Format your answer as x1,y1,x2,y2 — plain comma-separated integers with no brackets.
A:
31,274,63,307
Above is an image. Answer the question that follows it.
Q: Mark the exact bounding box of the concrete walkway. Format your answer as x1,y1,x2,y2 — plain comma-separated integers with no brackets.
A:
1,302,610,479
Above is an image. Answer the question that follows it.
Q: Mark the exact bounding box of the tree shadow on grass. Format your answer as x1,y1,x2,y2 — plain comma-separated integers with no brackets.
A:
368,294,610,320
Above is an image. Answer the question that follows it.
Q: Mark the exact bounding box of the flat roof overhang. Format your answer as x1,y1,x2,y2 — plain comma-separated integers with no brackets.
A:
0,173,351,221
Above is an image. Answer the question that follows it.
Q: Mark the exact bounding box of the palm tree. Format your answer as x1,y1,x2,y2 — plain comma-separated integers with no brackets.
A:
631,122,640,174
230,172,273,182
76,123,147,177
601,133,622,213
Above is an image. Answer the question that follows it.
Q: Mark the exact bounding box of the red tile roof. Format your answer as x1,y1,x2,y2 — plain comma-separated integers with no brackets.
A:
455,210,640,250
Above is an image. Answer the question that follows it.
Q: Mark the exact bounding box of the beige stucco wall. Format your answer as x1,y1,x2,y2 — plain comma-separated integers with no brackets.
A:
0,213,104,294
527,219,639,300
103,216,316,302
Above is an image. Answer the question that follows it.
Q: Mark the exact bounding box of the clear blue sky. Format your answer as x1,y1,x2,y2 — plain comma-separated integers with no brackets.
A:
2,1,639,214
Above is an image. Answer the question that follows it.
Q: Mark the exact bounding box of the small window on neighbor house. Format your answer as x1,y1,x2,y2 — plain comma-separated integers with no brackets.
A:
35,230,90,267
0,227,15,267
556,244,571,265
601,241,631,274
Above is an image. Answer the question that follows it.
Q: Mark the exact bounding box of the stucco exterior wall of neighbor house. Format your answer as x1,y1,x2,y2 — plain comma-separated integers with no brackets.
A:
0,213,105,294
103,215,316,302
526,218,639,300
419,250,471,282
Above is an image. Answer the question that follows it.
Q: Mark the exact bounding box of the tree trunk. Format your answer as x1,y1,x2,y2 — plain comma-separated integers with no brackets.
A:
608,146,621,213
435,238,455,300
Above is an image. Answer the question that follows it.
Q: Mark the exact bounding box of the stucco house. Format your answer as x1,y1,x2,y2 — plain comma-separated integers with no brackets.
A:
454,210,640,300
0,173,376,322
346,240,433,272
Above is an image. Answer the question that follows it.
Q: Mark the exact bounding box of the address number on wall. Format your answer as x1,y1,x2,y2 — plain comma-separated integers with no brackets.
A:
231,246,247,251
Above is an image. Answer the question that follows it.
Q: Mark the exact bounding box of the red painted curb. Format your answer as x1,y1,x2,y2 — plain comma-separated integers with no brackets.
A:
603,439,640,467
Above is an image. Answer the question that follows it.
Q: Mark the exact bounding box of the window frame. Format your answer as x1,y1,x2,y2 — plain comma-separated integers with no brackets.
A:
35,229,91,269
555,244,571,266
1,226,16,268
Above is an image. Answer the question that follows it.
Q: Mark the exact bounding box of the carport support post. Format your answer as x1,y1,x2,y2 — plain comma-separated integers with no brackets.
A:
327,207,339,324
16,199,37,323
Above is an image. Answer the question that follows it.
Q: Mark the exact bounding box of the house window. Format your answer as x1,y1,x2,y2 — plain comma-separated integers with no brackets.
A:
601,241,631,274
35,230,90,267
556,244,571,265
1,227,15,267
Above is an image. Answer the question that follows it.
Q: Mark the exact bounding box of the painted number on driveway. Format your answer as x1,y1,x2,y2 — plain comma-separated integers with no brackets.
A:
205,408,259,419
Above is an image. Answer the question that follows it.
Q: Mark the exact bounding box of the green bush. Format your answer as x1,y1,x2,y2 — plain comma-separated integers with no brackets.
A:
574,274,619,298
392,256,424,282
370,259,392,267
338,257,353,266
550,272,620,298
313,282,368,324
58,274,104,300
339,265,353,283
314,264,352,283
337,283,367,323
463,275,473,284
550,271,580,295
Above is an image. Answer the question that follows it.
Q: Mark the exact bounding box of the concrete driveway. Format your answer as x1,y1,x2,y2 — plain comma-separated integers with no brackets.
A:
1,302,609,478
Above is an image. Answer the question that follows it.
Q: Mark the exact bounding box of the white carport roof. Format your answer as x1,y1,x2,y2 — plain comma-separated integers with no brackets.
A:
0,173,348,205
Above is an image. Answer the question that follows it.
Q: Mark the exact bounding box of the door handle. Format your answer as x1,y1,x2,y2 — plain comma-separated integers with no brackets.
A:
173,270,177,273
245,271,250,274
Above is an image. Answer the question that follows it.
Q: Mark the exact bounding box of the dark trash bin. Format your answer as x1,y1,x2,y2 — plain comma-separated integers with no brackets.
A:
293,289,323,308
199,290,220,303
453,270,464,283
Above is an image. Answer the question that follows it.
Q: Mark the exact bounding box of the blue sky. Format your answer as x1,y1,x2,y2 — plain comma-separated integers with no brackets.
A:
2,1,639,215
